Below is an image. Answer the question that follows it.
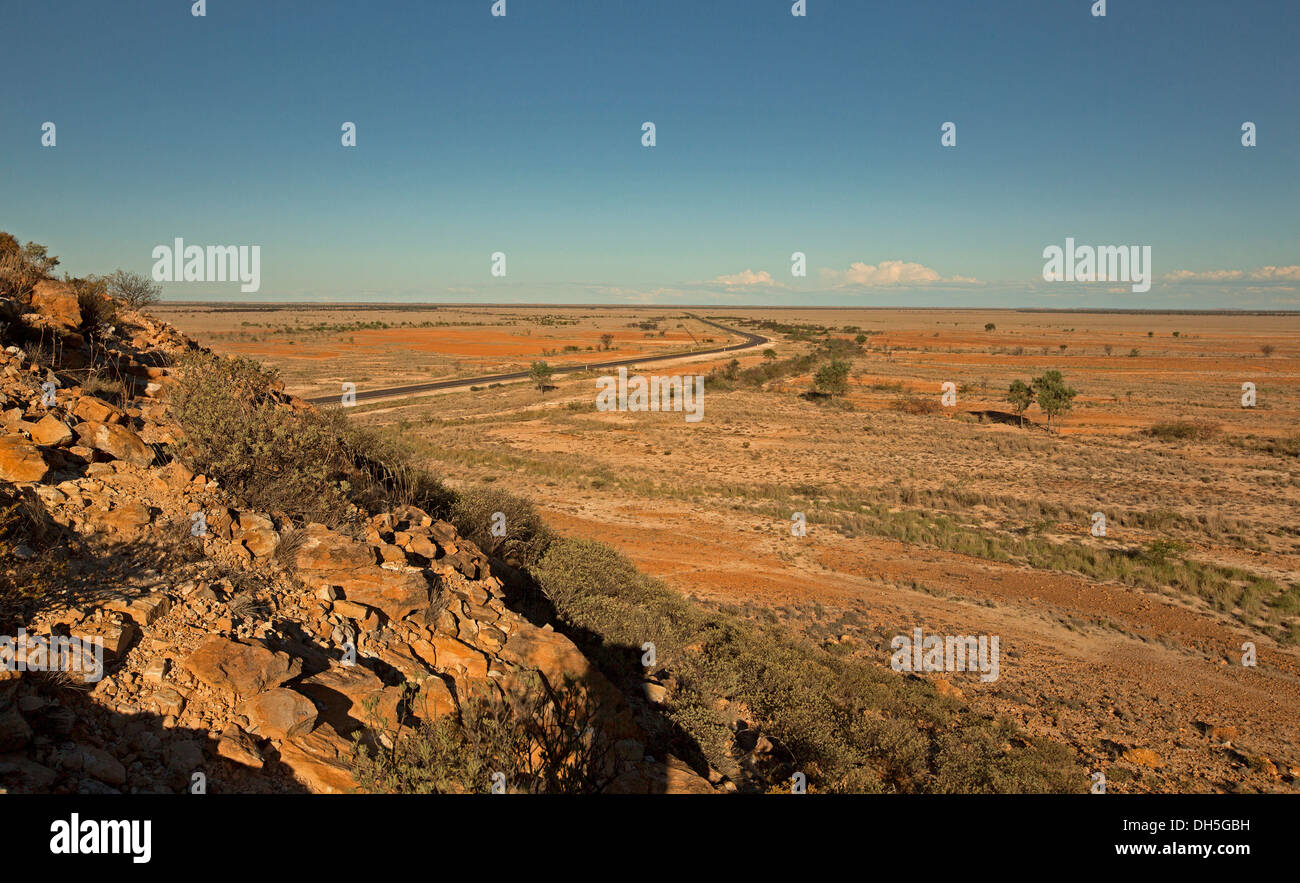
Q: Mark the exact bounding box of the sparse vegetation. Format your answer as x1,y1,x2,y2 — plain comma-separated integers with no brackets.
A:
1031,370,1077,428
529,360,554,391
812,359,851,397
169,351,452,526
106,269,162,309
531,536,1082,793
351,675,615,794
1006,379,1033,426
1144,420,1220,442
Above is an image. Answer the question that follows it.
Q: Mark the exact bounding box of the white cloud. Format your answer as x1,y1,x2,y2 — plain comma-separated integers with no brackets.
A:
824,260,977,287
1162,269,1245,282
1162,265,1300,283
1249,265,1300,281
713,269,781,288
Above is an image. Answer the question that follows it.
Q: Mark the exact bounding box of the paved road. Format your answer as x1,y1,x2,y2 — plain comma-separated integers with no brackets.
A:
306,315,769,405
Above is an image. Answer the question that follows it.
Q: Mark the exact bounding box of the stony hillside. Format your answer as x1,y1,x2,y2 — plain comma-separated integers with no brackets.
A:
0,280,716,794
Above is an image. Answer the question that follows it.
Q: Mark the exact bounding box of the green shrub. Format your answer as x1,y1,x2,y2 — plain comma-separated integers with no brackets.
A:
1144,420,1220,442
531,535,1083,793
0,486,67,619
892,396,941,415
451,485,552,567
0,233,59,299
813,359,851,397
351,675,614,794
168,351,451,526
67,275,119,341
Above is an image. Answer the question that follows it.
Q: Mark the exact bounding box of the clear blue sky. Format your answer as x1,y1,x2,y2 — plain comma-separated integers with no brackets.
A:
2,0,1297,307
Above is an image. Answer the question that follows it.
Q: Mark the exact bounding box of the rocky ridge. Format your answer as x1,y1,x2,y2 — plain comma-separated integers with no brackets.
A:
0,281,716,794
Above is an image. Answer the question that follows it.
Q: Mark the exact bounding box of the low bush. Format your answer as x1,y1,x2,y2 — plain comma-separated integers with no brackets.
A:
351,675,615,793
892,396,942,415
168,351,451,526
1144,420,1220,442
531,535,1083,793
450,485,552,568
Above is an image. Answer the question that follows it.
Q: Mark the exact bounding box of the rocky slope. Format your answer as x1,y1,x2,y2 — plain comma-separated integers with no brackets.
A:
0,281,715,794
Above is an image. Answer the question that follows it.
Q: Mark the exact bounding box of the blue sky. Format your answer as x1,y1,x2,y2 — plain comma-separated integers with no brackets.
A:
2,0,1297,307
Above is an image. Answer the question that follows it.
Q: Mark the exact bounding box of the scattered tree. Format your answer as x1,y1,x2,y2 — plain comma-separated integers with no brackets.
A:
984,322,996,332
762,348,777,360
1261,344,1275,357
1031,369,1077,429
529,360,554,392
1006,379,1033,426
813,359,851,397
599,333,614,351
0,233,59,298
106,269,162,309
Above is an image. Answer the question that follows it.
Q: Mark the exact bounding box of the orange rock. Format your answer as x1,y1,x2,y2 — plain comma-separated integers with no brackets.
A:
241,688,318,739
30,280,81,331
79,421,153,466
0,435,48,482
277,722,359,794
30,414,73,447
1121,747,1164,768
72,396,123,425
183,636,301,701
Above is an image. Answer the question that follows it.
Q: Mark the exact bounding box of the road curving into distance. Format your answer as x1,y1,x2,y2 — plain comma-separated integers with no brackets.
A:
306,314,769,405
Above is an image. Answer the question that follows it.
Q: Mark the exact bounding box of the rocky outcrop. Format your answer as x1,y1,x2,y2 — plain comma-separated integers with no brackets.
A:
0,286,717,795
28,280,81,332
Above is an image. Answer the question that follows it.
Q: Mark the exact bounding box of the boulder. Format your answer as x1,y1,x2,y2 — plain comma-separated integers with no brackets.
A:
331,566,432,623
0,435,48,482
0,706,32,752
183,636,301,701
297,664,401,734
604,754,716,795
241,688,318,740
294,524,374,572
72,396,123,425
82,422,153,467
30,280,81,331
86,502,152,536
216,726,264,769
277,722,359,794
414,634,489,679
239,527,279,558
30,414,73,447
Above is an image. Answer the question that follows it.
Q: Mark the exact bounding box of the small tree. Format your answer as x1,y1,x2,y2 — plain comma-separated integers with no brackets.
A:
529,360,554,392
1261,344,1275,357
0,234,60,298
984,322,996,332
1031,370,1077,429
1006,379,1033,426
106,269,162,309
599,333,614,351
762,348,777,360
813,359,850,397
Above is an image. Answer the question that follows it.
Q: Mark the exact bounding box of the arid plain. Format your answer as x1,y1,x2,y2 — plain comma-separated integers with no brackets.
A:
156,304,1300,792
